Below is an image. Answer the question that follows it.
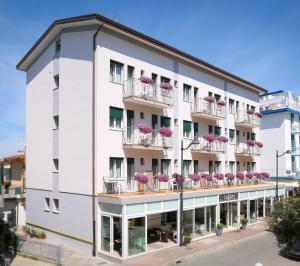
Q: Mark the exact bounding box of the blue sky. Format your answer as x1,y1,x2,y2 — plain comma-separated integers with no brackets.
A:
0,0,300,156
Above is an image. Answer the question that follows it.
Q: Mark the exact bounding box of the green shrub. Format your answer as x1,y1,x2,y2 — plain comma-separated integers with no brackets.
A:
240,217,248,224
217,223,224,229
184,234,192,244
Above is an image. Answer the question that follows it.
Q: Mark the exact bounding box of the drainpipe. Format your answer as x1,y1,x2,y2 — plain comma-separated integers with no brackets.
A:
92,24,103,257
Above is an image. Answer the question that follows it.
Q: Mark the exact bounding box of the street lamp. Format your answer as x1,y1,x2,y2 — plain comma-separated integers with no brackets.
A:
179,138,200,246
276,149,291,200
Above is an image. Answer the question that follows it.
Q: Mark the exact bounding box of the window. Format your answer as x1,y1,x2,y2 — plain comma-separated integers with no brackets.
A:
183,84,191,102
214,94,221,102
208,125,213,134
152,159,158,176
161,159,170,175
251,162,256,172
110,60,123,83
183,120,191,138
44,197,50,211
53,116,59,130
251,133,256,141
53,199,59,213
54,75,59,88
209,161,213,174
140,158,144,165
174,80,178,88
183,160,191,176
229,162,235,174
110,158,123,177
160,116,171,127
194,122,199,138
160,76,170,84
214,126,221,137
55,40,61,53
53,159,59,172
229,99,235,114
229,129,235,143
140,112,144,119
291,113,295,124
208,92,213,97
109,107,123,129
127,65,134,80
194,160,199,174
152,73,157,83
214,161,221,173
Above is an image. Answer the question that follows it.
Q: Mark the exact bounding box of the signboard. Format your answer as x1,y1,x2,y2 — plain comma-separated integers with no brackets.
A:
219,193,238,202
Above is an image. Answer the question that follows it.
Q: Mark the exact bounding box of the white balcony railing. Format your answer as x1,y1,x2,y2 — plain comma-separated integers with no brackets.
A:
192,137,225,153
235,143,261,156
123,127,172,149
191,98,225,119
123,79,173,107
235,112,260,127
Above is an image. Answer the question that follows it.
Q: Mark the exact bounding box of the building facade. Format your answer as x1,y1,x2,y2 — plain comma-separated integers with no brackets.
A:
17,14,284,259
0,152,26,227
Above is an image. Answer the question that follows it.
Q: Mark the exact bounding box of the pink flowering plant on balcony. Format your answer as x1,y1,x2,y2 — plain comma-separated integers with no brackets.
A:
255,112,263,118
189,174,201,181
160,83,173,91
204,96,215,103
138,124,153,134
246,172,254,179
214,173,224,180
159,127,173,137
217,100,226,106
139,76,154,84
218,135,229,143
225,173,235,180
134,173,148,184
205,174,213,182
254,172,262,179
172,173,184,183
236,172,245,180
261,172,270,179
255,141,263,148
246,139,256,146
204,133,216,143
157,174,169,182
246,109,255,115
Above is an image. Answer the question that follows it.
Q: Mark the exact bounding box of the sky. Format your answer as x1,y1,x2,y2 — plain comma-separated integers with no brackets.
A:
0,0,300,156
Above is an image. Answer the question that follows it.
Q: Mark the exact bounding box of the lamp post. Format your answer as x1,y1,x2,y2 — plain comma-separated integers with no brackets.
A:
180,138,200,246
276,149,291,201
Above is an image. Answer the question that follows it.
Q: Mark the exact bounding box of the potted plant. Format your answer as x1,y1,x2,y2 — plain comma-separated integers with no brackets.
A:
160,83,173,90
203,133,216,143
255,141,263,148
204,96,215,103
158,127,173,137
184,234,192,245
240,217,248,230
246,109,255,115
138,124,153,134
218,135,228,143
217,100,226,106
216,223,224,236
139,76,154,84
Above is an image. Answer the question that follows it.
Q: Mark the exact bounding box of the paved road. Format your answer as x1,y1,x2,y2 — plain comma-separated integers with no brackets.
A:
183,232,299,266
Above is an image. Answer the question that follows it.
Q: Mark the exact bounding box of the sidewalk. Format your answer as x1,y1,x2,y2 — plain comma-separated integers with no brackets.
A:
124,222,267,266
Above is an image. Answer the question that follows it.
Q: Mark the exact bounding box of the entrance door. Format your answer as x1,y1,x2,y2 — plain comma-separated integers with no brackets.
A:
101,216,111,252
220,202,238,227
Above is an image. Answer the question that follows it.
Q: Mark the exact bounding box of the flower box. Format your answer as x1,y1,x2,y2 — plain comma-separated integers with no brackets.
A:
217,100,226,106
134,173,148,184
204,174,213,182
189,174,201,181
218,135,228,143
157,174,169,182
138,124,153,134
246,172,254,179
159,127,173,137
260,172,270,179
214,173,224,180
236,172,245,180
139,76,154,84
246,139,256,146
204,96,215,103
204,133,216,143
172,173,184,183
160,83,173,90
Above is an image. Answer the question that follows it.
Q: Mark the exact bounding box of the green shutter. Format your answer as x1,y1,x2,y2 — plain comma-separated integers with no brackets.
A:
183,121,191,131
15,187,22,195
229,129,235,139
152,115,158,129
127,110,134,119
214,126,221,136
251,133,256,141
160,116,171,127
110,107,123,119
3,167,11,181
127,158,134,164
152,159,158,166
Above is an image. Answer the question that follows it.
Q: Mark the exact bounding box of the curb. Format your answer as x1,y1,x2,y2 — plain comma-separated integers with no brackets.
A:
162,230,269,266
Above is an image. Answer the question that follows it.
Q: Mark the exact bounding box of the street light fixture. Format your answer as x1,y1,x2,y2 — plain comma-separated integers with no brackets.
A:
179,138,200,246
276,149,291,201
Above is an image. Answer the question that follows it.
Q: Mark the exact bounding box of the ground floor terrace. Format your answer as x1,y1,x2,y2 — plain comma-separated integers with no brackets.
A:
97,183,285,260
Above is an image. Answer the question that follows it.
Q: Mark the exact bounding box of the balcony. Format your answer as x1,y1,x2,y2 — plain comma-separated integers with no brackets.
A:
191,137,225,155
291,124,300,134
235,143,261,157
191,98,225,120
123,127,172,150
3,186,24,199
123,79,173,108
235,113,260,128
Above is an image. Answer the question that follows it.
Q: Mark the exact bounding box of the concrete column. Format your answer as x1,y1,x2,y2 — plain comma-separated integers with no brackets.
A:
122,205,128,258
237,200,241,229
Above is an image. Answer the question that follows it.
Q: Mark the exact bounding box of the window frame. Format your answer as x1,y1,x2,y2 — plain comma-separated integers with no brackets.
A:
109,158,123,177
53,198,59,213
44,197,50,212
183,84,191,102
110,60,123,84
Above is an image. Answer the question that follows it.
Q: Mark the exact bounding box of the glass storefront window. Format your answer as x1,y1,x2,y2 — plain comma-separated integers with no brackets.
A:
240,200,247,220
206,206,216,233
250,199,257,223
195,207,205,237
113,217,122,256
183,210,193,235
257,198,264,219
101,216,111,252
128,217,145,256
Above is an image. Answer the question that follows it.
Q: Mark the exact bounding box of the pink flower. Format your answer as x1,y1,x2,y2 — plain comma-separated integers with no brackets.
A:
139,76,154,84
157,174,169,182
247,109,255,115
205,174,213,182
225,173,235,180
204,133,216,143
246,139,256,146
246,172,254,179
172,173,184,183
218,135,229,143
261,172,270,179
236,172,245,180
159,127,173,137
255,141,263,148
204,96,215,103
189,174,201,181
134,173,148,184
254,172,262,179
138,124,153,134
217,100,226,106
160,83,173,90
214,173,224,180
255,112,263,118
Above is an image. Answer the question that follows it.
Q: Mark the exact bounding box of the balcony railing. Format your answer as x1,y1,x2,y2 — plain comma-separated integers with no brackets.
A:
191,98,225,120
123,127,172,149
291,124,300,134
235,112,260,128
3,186,24,199
123,79,173,108
191,137,225,154
235,143,261,156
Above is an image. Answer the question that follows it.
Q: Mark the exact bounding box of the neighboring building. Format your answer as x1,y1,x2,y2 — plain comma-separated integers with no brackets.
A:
260,90,300,195
17,14,284,260
0,151,26,227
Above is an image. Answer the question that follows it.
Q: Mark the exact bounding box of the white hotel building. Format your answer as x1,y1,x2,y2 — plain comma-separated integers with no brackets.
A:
17,14,284,260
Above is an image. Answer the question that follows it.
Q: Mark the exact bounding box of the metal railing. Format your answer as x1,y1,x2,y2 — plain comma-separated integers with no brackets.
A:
235,143,261,156
191,98,225,118
192,137,225,153
235,112,260,127
123,127,172,148
3,187,23,199
123,79,173,106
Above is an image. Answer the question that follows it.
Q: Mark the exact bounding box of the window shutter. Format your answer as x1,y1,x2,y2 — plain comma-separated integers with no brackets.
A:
183,121,191,131
152,115,158,129
161,116,171,127
110,107,123,119
214,126,221,136
3,167,11,180
152,159,158,166
127,110,134,119
229,129,235,139
194,122,198,135
251,133,256,141
127,158,134,164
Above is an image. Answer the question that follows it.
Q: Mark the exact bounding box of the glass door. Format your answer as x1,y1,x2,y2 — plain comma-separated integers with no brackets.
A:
220,203,228,227
229,202,238,227
101,216,111,253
